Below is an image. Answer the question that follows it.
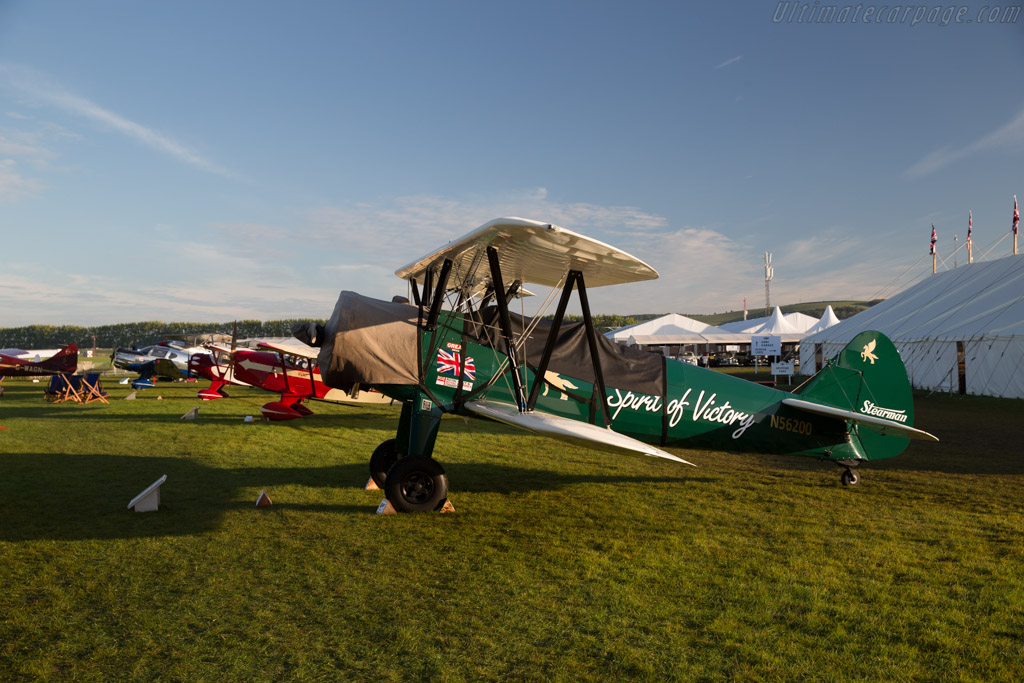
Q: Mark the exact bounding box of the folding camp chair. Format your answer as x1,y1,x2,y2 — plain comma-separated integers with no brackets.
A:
44,373,74,402
81,373,110,404
55,373,85,403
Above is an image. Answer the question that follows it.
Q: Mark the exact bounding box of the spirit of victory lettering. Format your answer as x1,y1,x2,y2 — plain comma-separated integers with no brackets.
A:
607,387,756,439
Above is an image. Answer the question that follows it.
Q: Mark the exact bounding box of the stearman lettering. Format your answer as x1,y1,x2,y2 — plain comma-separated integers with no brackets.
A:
861,400,908,423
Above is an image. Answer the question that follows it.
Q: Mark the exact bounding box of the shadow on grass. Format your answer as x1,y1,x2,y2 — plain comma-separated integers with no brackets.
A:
0,451,705,542
0,403,399,425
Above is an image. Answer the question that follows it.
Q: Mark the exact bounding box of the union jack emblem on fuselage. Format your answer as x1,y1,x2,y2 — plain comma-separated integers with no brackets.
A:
436,348,475,381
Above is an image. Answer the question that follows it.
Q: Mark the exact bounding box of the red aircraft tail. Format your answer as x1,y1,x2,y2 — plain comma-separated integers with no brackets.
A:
45,344,79,374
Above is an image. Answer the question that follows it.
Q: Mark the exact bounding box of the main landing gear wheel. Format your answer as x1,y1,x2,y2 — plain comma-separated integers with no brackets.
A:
384,456,448,513
840,468,861,486
369,438,399,490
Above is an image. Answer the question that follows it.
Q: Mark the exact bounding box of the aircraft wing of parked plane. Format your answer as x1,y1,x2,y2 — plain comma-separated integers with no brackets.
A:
299,217,937,513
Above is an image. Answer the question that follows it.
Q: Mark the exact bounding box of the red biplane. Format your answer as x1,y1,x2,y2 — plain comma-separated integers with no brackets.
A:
190,339,391,419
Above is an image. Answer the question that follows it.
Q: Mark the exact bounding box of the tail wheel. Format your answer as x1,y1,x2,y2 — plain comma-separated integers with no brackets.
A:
369,438,399,489
384,456,448,513
840,468,861,486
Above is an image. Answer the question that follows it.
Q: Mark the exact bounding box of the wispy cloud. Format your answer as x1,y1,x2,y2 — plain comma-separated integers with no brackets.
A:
904,105,1024,179
715,55,743,70
0,189,918,324
0,63,232,178
303,190,668,269
0,159,43,202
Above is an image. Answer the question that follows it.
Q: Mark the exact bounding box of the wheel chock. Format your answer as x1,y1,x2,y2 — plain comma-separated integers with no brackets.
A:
128,475,167,513
256,489,273,507
375,497,455,514
364,477,380,491
124,391,137,400
180,407,199,420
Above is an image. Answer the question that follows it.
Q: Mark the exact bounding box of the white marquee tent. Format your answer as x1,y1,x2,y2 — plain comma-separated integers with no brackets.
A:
804,305,840,335
799,255,1024,399
606,313,749,346
720,307,819,335
747,306,807,342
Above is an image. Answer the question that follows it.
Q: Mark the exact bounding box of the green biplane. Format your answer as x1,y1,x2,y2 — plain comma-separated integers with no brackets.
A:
298,218,937,512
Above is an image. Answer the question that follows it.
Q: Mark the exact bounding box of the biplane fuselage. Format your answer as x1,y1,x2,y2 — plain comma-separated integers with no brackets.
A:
374,311,913,465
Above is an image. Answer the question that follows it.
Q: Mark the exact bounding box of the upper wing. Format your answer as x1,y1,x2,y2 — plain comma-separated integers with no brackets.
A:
782,398,939,441
395,217,659,289
203,343,235,354
464,399,695,465
257,340,318,359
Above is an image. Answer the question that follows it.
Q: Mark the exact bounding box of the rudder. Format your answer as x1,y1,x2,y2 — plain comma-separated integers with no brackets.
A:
793,331,914,461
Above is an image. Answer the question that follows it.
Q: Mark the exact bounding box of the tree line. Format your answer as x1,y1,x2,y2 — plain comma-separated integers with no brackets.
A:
0,320,326,350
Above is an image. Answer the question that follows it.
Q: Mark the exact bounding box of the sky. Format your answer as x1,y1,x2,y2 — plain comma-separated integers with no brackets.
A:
1,0,1023,327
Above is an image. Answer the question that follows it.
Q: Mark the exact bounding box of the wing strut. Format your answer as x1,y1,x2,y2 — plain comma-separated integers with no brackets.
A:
487,246,528,411
519,269,612,427
424,259,453,331
526,274,576,411
575,272,613,427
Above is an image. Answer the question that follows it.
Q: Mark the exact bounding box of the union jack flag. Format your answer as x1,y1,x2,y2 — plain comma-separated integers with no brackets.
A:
1014,195,1019,236
930,225,936,255
436,348,475,380
968,211,972,241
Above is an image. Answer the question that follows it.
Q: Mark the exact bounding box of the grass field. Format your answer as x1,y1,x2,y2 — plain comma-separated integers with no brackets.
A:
1,377,1022,680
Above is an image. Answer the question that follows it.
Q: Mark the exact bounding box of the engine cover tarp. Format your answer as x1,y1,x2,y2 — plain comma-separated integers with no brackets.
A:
318,291,420,388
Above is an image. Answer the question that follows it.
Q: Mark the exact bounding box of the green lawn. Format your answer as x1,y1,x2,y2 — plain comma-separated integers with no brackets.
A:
1,378,1021,680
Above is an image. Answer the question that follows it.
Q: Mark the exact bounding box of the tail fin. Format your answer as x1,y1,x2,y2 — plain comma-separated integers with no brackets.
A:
793,331,917,461
45,344,79,374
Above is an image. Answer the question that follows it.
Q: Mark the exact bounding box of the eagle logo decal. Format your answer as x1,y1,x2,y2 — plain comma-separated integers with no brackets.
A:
860,338,879,365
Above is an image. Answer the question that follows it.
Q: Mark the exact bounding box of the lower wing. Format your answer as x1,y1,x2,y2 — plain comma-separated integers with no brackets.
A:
465,399,695,466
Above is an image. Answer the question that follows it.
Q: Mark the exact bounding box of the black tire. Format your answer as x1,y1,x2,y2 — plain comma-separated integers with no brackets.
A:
384,456,448,513
840,468,861,486
369,438,399,489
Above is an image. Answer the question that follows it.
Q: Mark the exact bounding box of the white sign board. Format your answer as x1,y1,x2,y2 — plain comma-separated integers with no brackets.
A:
751,335,782,356
771,361,795,376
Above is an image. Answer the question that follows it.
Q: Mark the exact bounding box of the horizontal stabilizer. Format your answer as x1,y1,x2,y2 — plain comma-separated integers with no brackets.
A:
465,400,695,465
782,398,939,442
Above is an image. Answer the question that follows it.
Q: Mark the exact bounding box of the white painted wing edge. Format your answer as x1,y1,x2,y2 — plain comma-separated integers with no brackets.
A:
782,398,939,441
465,400,695,466
257,340,318,359
395,217,659,289
320,387,395,405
